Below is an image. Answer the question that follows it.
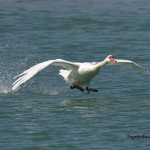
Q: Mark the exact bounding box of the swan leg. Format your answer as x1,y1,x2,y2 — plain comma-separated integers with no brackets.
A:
86,87,98,94
70,84,84,92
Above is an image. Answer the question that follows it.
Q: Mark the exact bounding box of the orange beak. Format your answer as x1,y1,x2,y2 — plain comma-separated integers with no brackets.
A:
110,57,116,62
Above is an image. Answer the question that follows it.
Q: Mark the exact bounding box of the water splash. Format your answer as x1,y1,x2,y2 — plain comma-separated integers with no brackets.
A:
0,75,13,94
32,90,59,96
31,84,60,96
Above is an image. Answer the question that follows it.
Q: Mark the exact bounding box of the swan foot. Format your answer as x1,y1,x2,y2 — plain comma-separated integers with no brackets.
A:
70,85,85,92
86,87,98,94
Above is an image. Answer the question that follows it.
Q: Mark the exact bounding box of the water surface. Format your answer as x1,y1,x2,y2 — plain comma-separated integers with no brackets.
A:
0,0,150,149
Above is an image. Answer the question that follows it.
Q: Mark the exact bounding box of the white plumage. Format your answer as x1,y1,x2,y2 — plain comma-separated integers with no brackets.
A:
12,55,150,93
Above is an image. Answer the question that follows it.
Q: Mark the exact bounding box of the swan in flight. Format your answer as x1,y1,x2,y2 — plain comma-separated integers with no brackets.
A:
12,55,150,93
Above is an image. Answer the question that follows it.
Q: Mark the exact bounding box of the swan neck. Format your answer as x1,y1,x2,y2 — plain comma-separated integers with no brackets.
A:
96,60,107,68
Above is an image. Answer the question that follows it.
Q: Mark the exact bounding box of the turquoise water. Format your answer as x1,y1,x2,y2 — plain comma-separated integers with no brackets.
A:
0,0,150,149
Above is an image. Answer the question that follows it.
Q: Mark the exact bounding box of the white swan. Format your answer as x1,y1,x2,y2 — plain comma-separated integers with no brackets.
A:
12,55,150,93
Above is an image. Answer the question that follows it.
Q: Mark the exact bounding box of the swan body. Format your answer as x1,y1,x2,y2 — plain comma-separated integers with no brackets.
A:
12,55,150,93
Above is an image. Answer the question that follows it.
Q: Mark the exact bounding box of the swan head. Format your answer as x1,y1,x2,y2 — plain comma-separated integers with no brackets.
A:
104,55,116,63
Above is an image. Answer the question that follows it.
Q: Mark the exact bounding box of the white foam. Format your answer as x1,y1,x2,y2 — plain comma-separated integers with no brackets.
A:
0,81,12,94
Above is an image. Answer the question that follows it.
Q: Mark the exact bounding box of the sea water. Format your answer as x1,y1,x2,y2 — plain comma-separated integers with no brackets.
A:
0,0,150,149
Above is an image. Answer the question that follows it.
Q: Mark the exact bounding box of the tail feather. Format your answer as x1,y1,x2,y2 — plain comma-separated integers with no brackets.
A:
59,69,70,81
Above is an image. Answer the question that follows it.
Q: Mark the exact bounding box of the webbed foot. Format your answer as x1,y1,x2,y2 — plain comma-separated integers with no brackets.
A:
86,87,98,94
70,85,85,92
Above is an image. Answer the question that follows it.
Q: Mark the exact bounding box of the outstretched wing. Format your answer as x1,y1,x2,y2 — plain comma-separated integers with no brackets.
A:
12,59,80,91
109,59,150,75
